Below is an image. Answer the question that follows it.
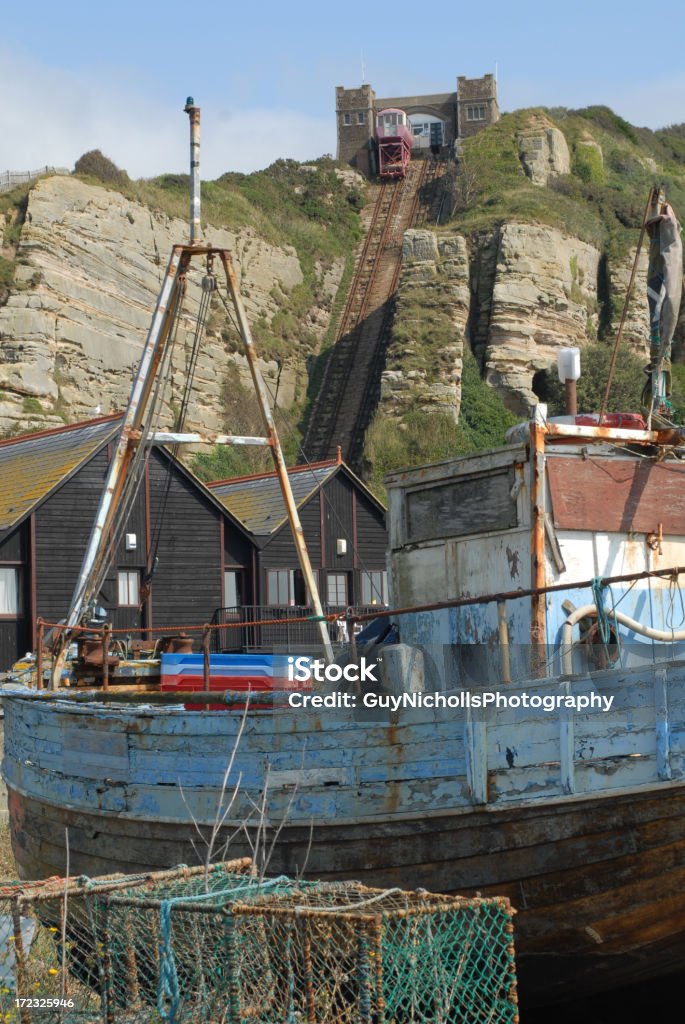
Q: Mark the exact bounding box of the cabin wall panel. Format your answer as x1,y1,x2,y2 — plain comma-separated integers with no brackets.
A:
263,500,321,571
353,491,386,565
34,448,110,626
322,476,354,569
0,527,27,562
146,453,223,631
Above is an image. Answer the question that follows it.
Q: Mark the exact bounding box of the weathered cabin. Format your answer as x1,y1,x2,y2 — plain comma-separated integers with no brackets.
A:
385,412,685,680
0,419,389,667
0,416,255,668
208,456,387,647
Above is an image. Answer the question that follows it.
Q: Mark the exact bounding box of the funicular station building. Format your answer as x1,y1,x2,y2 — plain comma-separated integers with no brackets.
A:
335,74,499,176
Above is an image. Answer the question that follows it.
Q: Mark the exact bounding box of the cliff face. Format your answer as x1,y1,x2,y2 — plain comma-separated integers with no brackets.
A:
0,176,343,434
379,230,468,420
382,220,653,419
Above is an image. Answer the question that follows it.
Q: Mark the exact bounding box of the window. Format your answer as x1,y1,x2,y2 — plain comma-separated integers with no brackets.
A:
357,111,365,125
0,567,20,616
224,570,241,608
361,570,388,606
326,573,348,607
343,112,352,126
467,105,486,121
117,570,140,607
267,569,295,605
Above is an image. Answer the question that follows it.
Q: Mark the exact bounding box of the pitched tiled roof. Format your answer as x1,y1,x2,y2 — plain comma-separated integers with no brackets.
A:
208,462,340,536
0,415,122,532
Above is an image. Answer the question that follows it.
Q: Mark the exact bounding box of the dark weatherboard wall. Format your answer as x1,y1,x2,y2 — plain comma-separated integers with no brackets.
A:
0,446,256,668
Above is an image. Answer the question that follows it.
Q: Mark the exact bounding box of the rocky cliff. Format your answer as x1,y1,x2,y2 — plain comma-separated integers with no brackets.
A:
381,219,637,419
378,107,685,423
0,174,349,435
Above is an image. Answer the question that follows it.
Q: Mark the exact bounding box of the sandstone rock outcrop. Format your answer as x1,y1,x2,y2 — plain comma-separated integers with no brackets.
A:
0,176,342,434
385,222,617,418
480,223,600,411
517,115,571,186
378,229,468,420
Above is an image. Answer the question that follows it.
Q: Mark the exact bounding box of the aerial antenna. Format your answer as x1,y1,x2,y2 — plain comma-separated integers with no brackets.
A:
361,51,366,84
495,62,498,84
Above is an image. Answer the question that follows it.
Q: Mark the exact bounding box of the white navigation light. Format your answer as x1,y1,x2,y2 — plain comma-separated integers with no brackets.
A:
557,347,581,382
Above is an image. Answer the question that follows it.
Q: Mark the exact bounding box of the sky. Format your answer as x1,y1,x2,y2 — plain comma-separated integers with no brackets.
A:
2,0,684,179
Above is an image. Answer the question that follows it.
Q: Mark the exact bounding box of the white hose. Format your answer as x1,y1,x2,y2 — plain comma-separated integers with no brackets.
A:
561,603,685,675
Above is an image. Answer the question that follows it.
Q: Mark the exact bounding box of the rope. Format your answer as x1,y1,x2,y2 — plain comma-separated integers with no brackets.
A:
156,874,291,1020
666,572,685,632
591,576,622,663
148,271,214,585
295,887,403,914
157,899,181,1021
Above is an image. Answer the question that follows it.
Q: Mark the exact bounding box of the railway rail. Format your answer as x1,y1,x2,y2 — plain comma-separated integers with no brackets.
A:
303,159,431,467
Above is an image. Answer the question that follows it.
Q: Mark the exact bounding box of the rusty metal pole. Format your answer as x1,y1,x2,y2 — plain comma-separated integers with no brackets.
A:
219,250,334,664
530,416,547,677
203,625,211,693
102,625,111,691
184,98,202,246
565,379,577,416
36,618,44,690
51,247,187,687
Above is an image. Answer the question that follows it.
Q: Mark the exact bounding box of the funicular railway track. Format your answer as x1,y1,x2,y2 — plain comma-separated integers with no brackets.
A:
304,160,429,467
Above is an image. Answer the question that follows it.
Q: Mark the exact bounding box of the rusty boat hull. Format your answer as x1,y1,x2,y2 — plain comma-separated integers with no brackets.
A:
6,655,685,1009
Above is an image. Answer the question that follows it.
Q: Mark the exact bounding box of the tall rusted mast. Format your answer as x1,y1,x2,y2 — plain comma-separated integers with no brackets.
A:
184,97,202,245
51,99,333,683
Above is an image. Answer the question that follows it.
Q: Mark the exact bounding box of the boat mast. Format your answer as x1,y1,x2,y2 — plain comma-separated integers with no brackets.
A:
51,99,333,683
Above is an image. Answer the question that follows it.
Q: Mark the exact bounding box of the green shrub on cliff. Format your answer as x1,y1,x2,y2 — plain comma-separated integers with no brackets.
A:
364,346,517,499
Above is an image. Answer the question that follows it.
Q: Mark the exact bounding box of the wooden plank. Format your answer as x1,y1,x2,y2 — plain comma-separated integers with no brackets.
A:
560,700,575,794
406,466,517,543
655,667,672,780
547,455,685,533
464,714,487,804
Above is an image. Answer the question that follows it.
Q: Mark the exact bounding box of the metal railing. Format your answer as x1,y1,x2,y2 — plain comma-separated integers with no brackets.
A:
0,166,70,193
212,604,382,652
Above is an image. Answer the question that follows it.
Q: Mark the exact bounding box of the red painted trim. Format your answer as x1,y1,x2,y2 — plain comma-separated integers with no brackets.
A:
29,514,37,650
352,491,358,569
320,491,325,567
0,412,122,451
207,459,338,488
219,516,225,604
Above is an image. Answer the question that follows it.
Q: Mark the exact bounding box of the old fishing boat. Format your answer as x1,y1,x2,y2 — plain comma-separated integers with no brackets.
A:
3,110,685,1007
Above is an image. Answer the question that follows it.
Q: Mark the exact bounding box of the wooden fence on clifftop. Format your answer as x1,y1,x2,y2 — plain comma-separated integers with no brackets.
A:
0,166,70,193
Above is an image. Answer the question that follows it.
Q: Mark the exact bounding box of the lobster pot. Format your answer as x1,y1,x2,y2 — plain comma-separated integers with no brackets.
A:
227,883,519,1024
0,859,251,1024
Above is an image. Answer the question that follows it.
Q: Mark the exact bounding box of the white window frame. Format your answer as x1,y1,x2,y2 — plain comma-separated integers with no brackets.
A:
357,111,365,125
467,105,486,122
223,570,241,608
361,570,388,606
0,567,20,616
266,569,296,606
326,573,348,607
343,112,352,126
117,570,140,607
